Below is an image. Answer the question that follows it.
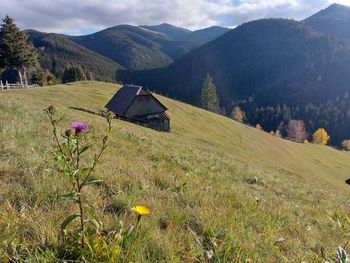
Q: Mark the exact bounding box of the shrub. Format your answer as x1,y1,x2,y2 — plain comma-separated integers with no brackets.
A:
62,66,85,83
30,68,45,86
285,120,307,143
232,106,245,122
312,128,330,145
341,140,350,151
274,129,281,137
46,72,57,85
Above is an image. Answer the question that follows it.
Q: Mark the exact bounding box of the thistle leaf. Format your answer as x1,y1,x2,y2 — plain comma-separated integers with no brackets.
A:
82,179,103,188
79,145,90,155
61,214,79,235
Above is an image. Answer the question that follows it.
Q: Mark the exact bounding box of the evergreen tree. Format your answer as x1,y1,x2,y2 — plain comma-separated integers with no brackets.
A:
200,74,219,112
62,66,85,83
0,16,37,78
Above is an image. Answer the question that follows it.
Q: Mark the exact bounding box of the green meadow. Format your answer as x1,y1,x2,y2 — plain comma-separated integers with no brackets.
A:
0,81,350,262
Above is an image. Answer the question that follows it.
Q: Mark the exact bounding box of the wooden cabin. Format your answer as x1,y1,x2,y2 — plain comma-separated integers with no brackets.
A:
105,85,170,132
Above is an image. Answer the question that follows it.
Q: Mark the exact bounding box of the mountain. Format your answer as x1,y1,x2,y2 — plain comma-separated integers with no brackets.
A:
304,3,350,39
66,24,229,71
141,23,191,39
179,26,230,43
119,19,350,145
1,81,350,261
27,30,122,81
67,25,175,71
26,23,229,78
25,23,230,74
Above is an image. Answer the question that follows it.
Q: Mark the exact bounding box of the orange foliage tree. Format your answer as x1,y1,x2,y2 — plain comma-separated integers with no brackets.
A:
312,128,330,145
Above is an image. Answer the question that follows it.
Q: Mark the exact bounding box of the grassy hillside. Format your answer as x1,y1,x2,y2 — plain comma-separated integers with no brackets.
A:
0,82,350,262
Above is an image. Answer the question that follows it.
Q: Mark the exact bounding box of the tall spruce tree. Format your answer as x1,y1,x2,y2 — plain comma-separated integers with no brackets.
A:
200,74,219,112
0,15,37,83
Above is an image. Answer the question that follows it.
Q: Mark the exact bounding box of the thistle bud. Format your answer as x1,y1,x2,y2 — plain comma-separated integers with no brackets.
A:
107,111,115,119
47,105,56,114
65,128,74,137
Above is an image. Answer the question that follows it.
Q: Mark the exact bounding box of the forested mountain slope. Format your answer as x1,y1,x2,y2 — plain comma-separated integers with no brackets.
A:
27,30,122,81
119,19,350,145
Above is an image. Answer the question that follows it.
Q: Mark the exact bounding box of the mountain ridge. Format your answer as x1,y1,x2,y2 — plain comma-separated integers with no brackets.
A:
118,18,350,145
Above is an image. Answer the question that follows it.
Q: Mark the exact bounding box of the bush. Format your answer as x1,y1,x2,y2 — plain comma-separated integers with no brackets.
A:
232,106,245,122
46,72,57,85
285,120,307,143
62,66,85,83
30,68,45,86
274,129,281,137
341,140,350,151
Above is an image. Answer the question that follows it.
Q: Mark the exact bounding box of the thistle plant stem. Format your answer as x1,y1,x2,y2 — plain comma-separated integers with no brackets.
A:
76,138,85,249
49,114,63,153
80,120,112,189
77,178,85,249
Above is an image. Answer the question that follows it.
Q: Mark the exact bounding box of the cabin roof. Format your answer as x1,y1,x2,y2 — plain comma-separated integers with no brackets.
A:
105,85,167,116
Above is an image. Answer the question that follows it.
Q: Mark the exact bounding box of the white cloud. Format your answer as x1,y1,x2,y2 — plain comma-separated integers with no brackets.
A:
0,0,344,34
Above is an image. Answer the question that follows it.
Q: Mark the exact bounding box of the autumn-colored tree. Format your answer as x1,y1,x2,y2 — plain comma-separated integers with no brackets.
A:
341,140,350,151
312,128,330,145
285,120,307,143
232,106,245,122
200,74,219,112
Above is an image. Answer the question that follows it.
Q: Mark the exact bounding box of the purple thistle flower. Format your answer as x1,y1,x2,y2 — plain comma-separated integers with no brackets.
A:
70,122,88,134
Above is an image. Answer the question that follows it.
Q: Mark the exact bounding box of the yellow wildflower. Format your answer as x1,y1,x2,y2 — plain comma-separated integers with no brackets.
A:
131,206,151,216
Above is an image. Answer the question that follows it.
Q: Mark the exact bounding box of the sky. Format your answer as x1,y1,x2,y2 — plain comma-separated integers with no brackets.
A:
1,0,350,35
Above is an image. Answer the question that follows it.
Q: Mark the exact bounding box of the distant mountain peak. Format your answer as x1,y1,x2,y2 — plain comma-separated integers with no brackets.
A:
327,3,350,9
157,23,180,28
306,3,350,20
141,23,191,39
304,2,350,39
